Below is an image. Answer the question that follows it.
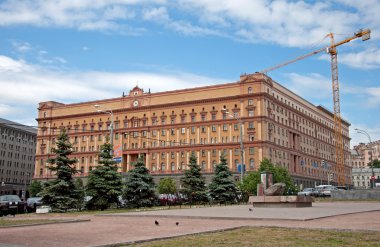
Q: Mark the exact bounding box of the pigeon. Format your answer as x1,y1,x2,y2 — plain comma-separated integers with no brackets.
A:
155,220,159,226
249,208,253,211
176,222,179,226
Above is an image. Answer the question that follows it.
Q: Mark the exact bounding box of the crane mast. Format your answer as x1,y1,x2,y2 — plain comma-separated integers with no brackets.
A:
260,29,371,186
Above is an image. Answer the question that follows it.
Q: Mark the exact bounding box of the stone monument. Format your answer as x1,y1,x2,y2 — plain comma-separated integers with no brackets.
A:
249,171,313,207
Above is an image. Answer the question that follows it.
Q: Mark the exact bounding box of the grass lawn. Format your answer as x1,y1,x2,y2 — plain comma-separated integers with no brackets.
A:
129,227,380,247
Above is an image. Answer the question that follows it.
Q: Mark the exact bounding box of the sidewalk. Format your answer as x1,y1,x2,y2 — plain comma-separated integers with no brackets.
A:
0,202,379,247
108,202,380,221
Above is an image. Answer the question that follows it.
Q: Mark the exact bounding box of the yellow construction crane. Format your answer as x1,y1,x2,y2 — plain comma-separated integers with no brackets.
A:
260,28,371,186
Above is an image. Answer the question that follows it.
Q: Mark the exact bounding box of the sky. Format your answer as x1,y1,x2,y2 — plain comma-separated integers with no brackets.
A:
0,0,379,148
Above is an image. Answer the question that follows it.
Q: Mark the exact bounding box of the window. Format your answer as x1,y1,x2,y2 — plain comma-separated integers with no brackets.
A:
249,122,254,129
248,87,253,94
250,158,255,169
181,128,186,134
171,162,175,171
171,152,175,159
161,152,166,159
212,125,216,132
223,124,228,131
248,110,254,117
201,126,206,133
191,127,196,133
249,147,255,154
234,124,239,130
248,99,254,105
161,129,166,136
171,129,175,135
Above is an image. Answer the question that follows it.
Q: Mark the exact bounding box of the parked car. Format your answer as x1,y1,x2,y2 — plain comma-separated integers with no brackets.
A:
26,197,42,213
315,185,338,197
0,195,26,215
0,196,9,216
298,188,319,197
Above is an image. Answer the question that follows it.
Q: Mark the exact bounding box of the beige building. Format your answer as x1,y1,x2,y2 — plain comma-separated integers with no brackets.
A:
34,73,352,188
351,141,380,188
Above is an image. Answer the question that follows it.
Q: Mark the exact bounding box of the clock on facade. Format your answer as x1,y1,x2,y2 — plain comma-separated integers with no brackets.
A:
133,100,139,107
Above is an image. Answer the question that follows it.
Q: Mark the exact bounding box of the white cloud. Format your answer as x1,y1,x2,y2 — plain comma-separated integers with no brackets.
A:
282,72,331,100
339,47,380,69
0,0,378,49
0,55,227,124
350,124,380,147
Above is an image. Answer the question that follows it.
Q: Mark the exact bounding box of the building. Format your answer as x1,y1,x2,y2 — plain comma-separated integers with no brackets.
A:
351,141,380,188
0,118,37,197
34,73,352,188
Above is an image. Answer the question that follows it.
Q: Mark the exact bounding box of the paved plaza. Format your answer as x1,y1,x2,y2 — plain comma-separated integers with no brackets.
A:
0,202,379,247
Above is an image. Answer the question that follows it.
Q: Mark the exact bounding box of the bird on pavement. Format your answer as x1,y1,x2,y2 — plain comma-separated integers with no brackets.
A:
176,222,179,226
155,220,159,226
249,208,253,211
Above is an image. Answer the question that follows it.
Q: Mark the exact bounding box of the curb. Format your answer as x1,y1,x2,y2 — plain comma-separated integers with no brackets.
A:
0,219,91,228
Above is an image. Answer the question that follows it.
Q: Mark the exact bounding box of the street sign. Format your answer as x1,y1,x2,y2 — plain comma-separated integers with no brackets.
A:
237,164,246,173
371,175,375,180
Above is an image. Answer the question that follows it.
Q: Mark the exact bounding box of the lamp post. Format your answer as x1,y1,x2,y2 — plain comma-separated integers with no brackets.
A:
354,128,375,189
222,108,244,183
94,104,114,155
23,172,29,201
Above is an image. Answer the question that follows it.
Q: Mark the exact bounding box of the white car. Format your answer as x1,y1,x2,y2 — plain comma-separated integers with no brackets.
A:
298,188,319,197
315,185,337,197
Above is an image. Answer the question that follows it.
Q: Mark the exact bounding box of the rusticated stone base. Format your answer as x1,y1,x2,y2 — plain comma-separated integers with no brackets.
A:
248,195,314,208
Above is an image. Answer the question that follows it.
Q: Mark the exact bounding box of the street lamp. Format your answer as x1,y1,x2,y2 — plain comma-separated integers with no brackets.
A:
354,128,375,189
23,172,29,201
222,108,245,183
94,104,114,155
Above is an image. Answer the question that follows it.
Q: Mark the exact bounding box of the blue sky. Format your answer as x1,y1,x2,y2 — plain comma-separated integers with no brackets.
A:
0,0,379,147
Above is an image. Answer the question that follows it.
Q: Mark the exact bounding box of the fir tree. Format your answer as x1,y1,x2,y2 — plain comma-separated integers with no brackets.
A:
180,153,208,204
28,180,42,197
209,154,237,204
123,155,156,208
38,129,79,211
86,141,123,210
74,178,85,211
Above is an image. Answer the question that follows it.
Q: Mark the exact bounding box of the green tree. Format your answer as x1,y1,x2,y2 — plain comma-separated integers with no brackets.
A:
123,155,156,208
208,154,237,204
240,171,261,196
28,180,42,197
38,129,80,211
369,159,380,168
180,153,208,204
74,178,85,211
157,177,177,195
240,158,297,196
86,141,123,210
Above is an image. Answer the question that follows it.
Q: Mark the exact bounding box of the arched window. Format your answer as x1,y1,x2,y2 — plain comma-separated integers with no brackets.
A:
161,163,166,171
248,87,253,94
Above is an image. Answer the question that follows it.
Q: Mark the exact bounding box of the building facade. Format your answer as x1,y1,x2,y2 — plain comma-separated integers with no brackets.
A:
351,141,380,188
34,73,352,188
0,118,37,197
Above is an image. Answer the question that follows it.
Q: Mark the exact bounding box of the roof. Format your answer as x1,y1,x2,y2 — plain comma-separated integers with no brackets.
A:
0,118,37,135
